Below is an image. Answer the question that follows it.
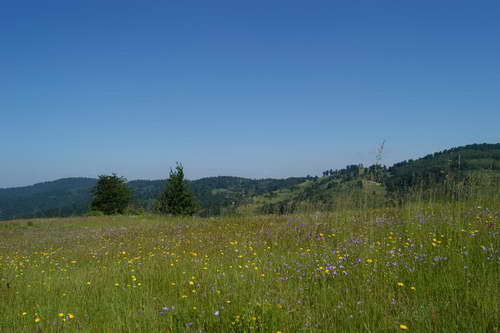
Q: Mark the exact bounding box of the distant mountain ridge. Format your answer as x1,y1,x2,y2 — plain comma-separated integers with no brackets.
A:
1,143,499,220
0,177,97,220
0,176,307,220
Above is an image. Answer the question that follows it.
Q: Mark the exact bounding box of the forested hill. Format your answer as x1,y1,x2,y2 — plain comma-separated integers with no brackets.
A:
1,143,499,220
386,143,500,191
242,143,500,214
0,178,97,220
0,176,307,220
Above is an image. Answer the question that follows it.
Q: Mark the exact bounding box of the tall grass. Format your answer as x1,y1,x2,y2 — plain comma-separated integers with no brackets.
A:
0,198,498,332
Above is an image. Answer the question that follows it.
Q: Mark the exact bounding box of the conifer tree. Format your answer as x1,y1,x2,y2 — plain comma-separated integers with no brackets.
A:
156,163,197,215
90,174,132,215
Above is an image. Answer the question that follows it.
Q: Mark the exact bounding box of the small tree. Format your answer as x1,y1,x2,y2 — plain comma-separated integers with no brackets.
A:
156,163,197,215
90,174,132,215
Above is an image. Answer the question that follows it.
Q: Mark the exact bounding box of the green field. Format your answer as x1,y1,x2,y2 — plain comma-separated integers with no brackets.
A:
0,202,498,332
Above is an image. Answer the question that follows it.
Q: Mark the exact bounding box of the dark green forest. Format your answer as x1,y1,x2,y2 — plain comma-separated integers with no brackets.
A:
0,176,307,220
1,143,499,220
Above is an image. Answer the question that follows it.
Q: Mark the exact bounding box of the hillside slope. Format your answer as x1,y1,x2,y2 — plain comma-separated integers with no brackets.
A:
1,143,499,220
0,178,96,220
243,143,500,214
0,176,307,220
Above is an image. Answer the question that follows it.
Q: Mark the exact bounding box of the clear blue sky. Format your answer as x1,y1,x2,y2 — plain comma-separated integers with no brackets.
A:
1,0,499,187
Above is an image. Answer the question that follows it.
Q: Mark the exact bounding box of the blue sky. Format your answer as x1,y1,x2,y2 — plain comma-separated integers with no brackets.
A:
1,0,499,187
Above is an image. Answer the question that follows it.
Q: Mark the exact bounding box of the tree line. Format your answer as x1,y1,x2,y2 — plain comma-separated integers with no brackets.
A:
90,163,197,216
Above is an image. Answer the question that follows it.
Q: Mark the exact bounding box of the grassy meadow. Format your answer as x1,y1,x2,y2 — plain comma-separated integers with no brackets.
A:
0,202,498,332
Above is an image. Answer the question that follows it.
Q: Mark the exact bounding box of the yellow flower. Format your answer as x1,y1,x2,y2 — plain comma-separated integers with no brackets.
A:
397,282,405,287
58,313,64,317
34,317,41,323
399,324,409,330
21,312,27,316
68,313,75,319
410,286,416,291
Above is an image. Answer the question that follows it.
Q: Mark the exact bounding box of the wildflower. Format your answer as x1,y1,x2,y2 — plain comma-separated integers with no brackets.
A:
399,324,409,330
58,312,64,317
35,317,41,323
397,282,405,287
68,313,75,319
21,312,27,316
214,311,220,316
410,286,416,291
